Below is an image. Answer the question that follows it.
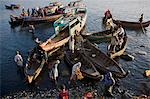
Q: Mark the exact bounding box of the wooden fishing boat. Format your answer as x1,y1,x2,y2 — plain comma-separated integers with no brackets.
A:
81,30,116,42
113,20,150,29
109,35,128,59
65,50,101,80
24,46,61,84
9,14,62,27
25,35,68,84
103,16,150,29
24,46,46,84
80,40,127,78
25,28,71,84
8,2,63,27
9,15,23,27
5,4,20,10
54,7,87,34
22,14,62,26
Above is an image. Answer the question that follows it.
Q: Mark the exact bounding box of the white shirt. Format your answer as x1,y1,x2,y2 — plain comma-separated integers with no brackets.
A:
116,27,125,36
119,38,124,46
14,54,23,67
71,62,81,79
52,63,59,78
111,36,118,45
106,18,114,30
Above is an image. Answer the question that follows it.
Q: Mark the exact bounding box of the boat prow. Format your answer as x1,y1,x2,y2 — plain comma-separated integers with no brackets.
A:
27,76,34,84
109,36,128,59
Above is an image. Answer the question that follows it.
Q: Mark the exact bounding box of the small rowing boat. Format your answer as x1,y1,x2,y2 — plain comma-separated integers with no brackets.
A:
9,14,62,27
103,16,150,29
80,40,127,78
81,30,118,43
113,20,150,29
65,50,101,80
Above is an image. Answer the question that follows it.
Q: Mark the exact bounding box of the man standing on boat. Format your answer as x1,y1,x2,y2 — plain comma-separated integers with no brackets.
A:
14,51,24,68
109,35,118,53
69,29,76,53
106,18,114,31
139,14,143,23
116,24,125,38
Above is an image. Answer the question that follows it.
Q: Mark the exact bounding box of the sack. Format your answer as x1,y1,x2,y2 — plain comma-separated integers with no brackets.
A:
76,68,84,80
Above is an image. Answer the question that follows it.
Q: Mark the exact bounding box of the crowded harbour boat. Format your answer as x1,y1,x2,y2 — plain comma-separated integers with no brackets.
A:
1,0,150,98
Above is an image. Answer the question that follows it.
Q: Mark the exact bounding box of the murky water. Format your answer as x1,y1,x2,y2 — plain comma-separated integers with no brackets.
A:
1,0,150,96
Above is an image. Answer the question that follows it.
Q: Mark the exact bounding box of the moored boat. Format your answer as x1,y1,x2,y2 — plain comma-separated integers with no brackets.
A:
103,16,150,29
24,46,47,84
80,40,127,78
9,15,23,27
9,2,63,27
81,30,116,42
25,39,67,84
5,4,20,10
65,50,101,80
54,7,87,34
113,20,150,29
22,14,62,26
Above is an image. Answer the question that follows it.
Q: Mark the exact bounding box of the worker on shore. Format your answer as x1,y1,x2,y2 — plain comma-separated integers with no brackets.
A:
49,60,60,85
14,51,24,68
102,72,115,97
139,14,143,23
69,33,75,53
58,84,69,99
70,62,84,86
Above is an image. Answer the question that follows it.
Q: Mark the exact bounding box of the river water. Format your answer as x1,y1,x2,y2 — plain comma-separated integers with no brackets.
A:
0,0,150,96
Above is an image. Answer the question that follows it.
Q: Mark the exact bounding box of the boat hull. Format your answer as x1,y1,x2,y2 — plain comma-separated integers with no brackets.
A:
113,20,150,29
65,51,101,80
9,14,62,27
81,30,114,43
103,16,150,29
81,40,127,78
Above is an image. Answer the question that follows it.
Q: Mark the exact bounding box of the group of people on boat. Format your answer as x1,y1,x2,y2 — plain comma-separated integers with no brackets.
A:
104,10,126,54
21,7,48,17
108,24,126,53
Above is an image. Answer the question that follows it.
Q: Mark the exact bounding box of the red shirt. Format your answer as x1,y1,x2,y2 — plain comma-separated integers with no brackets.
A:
59,90,69,99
